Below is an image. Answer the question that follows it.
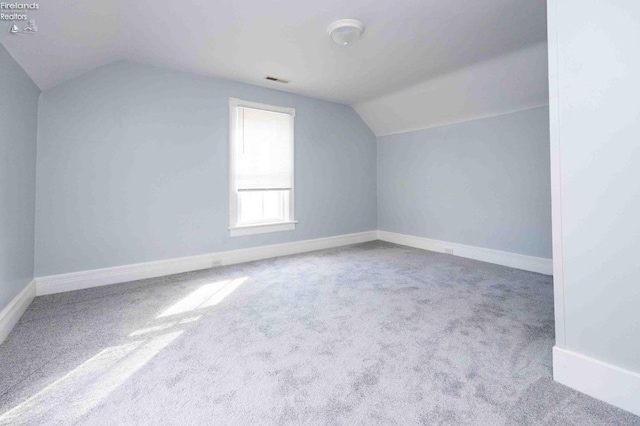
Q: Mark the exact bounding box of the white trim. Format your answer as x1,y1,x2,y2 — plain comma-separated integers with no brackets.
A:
35,231,378,296
375,104,550,138
377,230,552,275
0,279,36,344
229,97,237,230
34,229,551,298
36,253,217,296
547,0,566,347
220,230,376,266
553,346,640,417
229,221,297,237
229,97,295,116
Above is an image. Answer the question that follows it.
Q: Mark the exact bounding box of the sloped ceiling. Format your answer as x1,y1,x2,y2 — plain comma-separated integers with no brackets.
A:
2,0,546,108
354,42,549,136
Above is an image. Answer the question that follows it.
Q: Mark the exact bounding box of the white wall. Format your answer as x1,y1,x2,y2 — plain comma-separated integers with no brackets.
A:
549,0,640,416
353,42,549,137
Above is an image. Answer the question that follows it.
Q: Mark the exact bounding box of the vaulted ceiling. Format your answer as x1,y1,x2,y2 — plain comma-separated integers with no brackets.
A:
2,0,547,106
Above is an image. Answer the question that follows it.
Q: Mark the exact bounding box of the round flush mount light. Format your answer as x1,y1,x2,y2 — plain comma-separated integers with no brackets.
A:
327,19,365,46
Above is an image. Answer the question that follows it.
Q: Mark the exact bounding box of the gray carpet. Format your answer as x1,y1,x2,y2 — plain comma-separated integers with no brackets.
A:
0,241,638,425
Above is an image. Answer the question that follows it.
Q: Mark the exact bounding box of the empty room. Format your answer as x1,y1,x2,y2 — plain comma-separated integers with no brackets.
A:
1,0,639,424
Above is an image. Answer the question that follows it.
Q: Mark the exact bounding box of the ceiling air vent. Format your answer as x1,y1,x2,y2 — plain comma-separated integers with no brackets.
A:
265,76,290,84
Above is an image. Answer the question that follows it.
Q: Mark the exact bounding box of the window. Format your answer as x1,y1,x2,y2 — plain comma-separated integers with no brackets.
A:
229,98,296,236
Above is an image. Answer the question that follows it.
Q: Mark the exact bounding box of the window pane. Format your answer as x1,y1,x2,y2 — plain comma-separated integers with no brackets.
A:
262,191,283,221
238,190,289,225
238,191,264,224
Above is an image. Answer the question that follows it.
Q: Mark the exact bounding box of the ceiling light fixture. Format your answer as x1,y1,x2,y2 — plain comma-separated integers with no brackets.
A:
327,19,365,46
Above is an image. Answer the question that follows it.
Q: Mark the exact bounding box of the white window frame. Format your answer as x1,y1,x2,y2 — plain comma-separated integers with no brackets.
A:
228,98,297,237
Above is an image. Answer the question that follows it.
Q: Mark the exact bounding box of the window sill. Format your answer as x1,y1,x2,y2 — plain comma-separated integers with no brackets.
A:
229,221,298,237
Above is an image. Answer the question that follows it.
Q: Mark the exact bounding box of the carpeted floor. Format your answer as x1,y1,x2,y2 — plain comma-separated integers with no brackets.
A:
0,241,638,425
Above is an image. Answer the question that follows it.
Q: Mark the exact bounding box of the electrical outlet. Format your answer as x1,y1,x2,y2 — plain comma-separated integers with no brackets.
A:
443,248,454,255
211,260,223,267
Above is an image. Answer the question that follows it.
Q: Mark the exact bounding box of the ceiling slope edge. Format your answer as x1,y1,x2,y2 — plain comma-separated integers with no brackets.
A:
352,42,549,137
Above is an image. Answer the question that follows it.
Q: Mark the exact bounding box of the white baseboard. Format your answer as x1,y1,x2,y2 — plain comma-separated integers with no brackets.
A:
36,253,217,296
35,229,549,296
35,231,378,296
0,279,36,344
377,230,552,275
553,346,640,417
219,230,377,267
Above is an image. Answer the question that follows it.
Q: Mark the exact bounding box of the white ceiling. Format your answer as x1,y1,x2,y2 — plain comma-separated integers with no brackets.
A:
354,42,550,136
1,0,547,105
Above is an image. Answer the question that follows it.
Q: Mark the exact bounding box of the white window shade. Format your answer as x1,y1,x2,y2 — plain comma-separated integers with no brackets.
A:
236,107,293,191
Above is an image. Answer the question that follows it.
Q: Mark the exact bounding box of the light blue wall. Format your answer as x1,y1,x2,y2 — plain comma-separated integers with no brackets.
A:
33,61,551,278
551,0,640,374
0,44,39,310
35,61,377,276
378,107,552,259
